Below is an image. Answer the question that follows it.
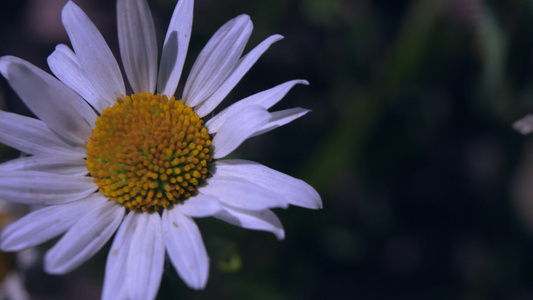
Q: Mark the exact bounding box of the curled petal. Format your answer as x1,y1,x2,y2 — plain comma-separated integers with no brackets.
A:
206,79,308,134
252,107,310,138
212,105,270,159
199,175,287,210
215,206,285,240
215,159,322,209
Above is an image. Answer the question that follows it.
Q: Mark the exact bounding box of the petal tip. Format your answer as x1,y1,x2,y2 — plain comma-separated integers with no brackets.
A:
0,56,17,76
236,14,251,22
189,278,208,290
513,115,533,135
315,200,324,210
43,255,64,275
275,229,285,240
271,34,284,41
62,0,77,14
0,240,14,252
0,60,8,76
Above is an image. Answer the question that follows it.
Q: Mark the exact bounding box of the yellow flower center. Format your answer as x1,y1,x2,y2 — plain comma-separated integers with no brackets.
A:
86,93,212,212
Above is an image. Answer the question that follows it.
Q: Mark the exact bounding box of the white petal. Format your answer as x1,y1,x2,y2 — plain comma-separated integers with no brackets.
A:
0,171,97,205
215,206,284,240
253,107,310,138
118,0,158,94
0,110,86,156
47,44,108,112
62,1,125,102
2,272,30,300
215,159,322,209
157,0,193,97
102,212,137,300
183,15,252,107
195,35,283,117
212,105,270,159
44,198,125,274
206,79,308,133
163,207,209,289
0,196,96,251
514,114,533,135
179,194,222,217
0,155,88,176
199,175,287,210
0,56,97,145
126,213,164,300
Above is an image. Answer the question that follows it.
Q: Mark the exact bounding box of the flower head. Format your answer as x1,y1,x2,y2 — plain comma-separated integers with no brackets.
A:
0,0,321,299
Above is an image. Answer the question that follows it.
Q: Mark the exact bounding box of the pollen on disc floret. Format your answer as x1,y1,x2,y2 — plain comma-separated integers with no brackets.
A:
86,93,213,212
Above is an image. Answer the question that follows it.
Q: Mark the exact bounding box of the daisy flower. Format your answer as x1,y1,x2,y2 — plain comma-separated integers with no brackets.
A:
0,0,322,299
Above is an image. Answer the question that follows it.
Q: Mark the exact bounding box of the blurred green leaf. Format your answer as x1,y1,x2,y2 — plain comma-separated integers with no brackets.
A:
217,249,242,273
477,5,515,123
304,0,443,192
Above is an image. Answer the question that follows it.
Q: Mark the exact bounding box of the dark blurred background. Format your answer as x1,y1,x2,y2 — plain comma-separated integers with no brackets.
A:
2,0,533,299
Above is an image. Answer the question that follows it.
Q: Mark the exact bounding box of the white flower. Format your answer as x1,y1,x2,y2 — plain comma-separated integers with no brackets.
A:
0,0,322,299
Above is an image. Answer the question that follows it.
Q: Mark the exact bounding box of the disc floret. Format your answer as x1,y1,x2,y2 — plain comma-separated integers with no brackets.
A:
86,93,212,212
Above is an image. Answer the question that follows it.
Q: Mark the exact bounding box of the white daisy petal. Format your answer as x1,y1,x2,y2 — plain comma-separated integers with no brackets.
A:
44,198,125,274
206,79,308,133
62,1,125,102
179,194,222,217
157,0,193,97
47,44,107,113
199,175,288,210
163,207,209,290
102,212,137,300
0,196,96,251
215,206,285,240
212,105,270,159
183,14,253,107
118,0,158,94
0,56,97,145
0,171,97,205
126,213,165,300
253,107,310,138
195,34,284,117
215,159,322,209
0,155,88,176
514,114,533,135
0,110,86,156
